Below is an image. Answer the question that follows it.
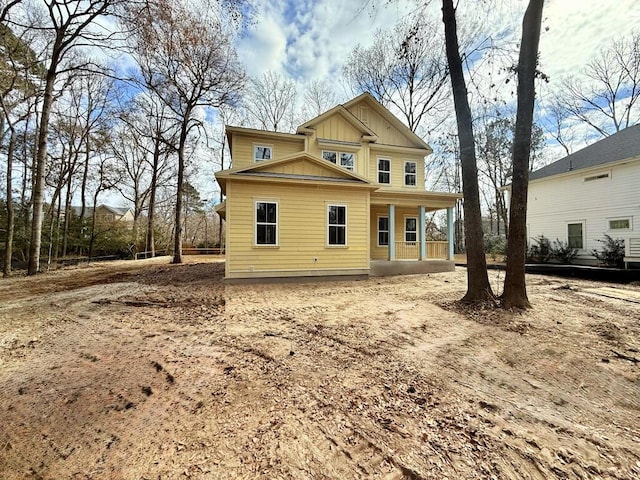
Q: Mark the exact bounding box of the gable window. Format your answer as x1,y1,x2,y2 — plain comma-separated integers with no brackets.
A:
378,158,390,184
608,218,631,230
567,222,584,249
584,172,609,182
254,145,272,162
322,150,355,171
255,201,277,245
405,217,417,243
378,216,389,246
328,205,347,246
404,161,417,186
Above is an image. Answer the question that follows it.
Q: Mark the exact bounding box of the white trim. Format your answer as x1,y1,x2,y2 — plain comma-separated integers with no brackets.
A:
404,160,417,187
377,215,389,247
404,216,418,243
254,199,279,247
253,143,273,162
607,216,632,232
377,157,391,184
326,203,348,247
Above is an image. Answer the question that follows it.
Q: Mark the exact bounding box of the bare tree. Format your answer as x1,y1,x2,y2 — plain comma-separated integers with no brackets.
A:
559,31,640,137
344,11,449,133
4,0,121,274
125,0,246,264
502,0,545,309
301,79,339,119
244,70,297,132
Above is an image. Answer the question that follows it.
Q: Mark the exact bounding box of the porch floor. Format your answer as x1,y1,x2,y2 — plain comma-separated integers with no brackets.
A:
370,259,455,277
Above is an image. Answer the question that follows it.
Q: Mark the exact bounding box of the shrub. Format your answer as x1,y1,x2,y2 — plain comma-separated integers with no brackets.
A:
551,239,578,264
527,235,552,263
484,234,507,261
591,234,625,268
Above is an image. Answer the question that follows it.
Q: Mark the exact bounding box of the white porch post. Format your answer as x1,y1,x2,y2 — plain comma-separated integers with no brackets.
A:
447,207,455,260
418,205,426,260
388,204,395,261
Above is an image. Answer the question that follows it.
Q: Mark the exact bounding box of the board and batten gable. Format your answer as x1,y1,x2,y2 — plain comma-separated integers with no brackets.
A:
225,180,370,278
527,157,640,260
346,101,415,148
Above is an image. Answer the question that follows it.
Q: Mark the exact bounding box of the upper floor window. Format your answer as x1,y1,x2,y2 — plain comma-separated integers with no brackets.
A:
378,158,390,184
404,161,417,186
584,172,609,182
254,145,272,162
322,150,354,171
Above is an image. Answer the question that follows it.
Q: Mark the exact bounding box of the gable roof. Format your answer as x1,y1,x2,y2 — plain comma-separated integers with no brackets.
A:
343,92,432,151
297,104,378,139
69,205,132,217
530,124,640,181
215,152,374,194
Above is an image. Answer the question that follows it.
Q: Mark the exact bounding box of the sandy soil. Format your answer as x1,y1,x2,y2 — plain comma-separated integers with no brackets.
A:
0,256,639,479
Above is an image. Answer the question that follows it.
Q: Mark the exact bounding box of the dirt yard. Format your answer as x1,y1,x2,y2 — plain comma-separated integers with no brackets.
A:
0,256,639,479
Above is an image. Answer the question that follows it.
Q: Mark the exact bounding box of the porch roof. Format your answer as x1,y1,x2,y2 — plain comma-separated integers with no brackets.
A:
370,189,461,210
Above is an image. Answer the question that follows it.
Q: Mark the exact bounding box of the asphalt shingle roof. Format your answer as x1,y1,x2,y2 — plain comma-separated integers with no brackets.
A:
529,124,640,181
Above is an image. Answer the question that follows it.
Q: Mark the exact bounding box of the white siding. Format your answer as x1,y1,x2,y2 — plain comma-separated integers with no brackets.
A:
527,160,640,260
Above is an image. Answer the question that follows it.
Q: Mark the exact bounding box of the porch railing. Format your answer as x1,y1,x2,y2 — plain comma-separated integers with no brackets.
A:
393,241,449,260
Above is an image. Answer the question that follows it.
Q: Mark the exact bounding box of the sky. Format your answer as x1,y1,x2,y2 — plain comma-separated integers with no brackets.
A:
236,0,639,117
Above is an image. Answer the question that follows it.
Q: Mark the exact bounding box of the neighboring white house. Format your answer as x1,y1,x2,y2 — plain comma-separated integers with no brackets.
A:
526,124,640,267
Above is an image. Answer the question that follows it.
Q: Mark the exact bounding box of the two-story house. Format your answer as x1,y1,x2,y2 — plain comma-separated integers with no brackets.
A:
215,93,460,279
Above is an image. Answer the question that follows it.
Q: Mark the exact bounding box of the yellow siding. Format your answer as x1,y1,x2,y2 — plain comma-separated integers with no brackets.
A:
347,102,414,147
226,180,370,277
231,133,304,169
369,149,425,189
315,115,362,143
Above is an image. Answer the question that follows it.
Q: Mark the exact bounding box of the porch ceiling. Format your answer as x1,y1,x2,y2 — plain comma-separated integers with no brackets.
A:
370,189,461,209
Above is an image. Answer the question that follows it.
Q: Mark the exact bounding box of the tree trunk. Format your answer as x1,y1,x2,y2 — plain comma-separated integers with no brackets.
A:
173,109,192,264
146,142,160,257
502,0,544,309
4,128,16,276
28,66,58,275
441,0,493,302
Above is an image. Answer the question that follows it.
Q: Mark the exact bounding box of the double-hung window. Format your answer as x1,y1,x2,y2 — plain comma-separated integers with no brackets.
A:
255,201,277,245
405,217,417,243
322,150,355,171
567,222,584,249
378,158,390,184
254,145,272,162
378,216,389,246
328,205,347,246
404,161,417,186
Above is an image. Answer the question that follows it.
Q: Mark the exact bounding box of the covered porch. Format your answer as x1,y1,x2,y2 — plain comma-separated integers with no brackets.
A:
369,189,460,276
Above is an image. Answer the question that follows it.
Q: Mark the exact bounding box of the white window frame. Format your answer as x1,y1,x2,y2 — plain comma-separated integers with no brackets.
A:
405,216,417,243
404,160,417,187
378,158,391,184
377,215,389,247
253,144,273,162
323,150,355,171
327,204,347,247
584,171,611,182
254,200,278,246
567,221,585,250
607,217,632,231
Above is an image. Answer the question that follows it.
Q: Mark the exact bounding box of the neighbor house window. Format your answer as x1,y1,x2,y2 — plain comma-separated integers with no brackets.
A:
378,158,390,184
405,217,417,243
584,172,610,182
255,201,277,245
404,161,417,186
327,205,347,245
378,216,389,246
567,222,584,249
322,150,354,170
609,218,631,230
254,145,272,162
